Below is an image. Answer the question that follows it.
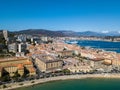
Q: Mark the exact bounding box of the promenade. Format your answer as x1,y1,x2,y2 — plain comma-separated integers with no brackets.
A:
2,73,120,90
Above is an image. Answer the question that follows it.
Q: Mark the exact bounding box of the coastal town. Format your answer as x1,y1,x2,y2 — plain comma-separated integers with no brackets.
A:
0,30,120,89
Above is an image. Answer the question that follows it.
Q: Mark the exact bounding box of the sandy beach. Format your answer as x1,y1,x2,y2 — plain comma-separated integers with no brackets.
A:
1,73,120,90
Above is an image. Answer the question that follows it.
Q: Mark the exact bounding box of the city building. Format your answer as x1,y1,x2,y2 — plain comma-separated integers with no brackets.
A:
16,52,25,57
41,36,48,42
18,43,27,52
2,30,8,41
8,43,27,54
0,57,36,77
35,55,63,73
68,65,92,73
17,34,26,42
8,43,17,53
58,50,79,57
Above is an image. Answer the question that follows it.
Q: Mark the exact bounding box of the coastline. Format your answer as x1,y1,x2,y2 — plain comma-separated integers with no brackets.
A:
66,40,120,53
2,40,120,90
3,73,120,90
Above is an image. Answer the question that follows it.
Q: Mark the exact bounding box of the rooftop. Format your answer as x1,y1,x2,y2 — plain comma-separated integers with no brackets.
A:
36,55,63,63
0,57,28,63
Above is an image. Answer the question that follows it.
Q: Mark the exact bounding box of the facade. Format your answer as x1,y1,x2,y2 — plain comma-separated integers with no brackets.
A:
68,65,92,73
41,36,48,42
0,57,36,77
18,43,27,53
17,34,26,42
112,59,120,66
3,30,8,41
16,52,25,57
8,43,17,53
17,64,24,76
35,55,63,72
58,50,78,57
4,65,18,77
8,43,27,53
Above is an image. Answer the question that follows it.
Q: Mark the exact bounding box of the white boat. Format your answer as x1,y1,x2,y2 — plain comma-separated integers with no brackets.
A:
66,41,78,44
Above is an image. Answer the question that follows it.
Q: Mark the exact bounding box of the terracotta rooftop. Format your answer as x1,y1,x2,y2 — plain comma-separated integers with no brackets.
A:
36,55,63,63
24,61,33,65
0,57,28,63
17,64,24,70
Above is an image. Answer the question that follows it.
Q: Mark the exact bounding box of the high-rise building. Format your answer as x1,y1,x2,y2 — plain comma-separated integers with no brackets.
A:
18,43,27,52
3,30,8,41
18,43,22,52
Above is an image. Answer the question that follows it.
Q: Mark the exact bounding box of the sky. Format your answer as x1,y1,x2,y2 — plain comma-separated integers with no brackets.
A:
0,0,120,32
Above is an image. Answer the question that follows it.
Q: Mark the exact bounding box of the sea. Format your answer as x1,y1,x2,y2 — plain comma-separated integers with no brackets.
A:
18,78,120,90
18,40,120,90
66,40,120,53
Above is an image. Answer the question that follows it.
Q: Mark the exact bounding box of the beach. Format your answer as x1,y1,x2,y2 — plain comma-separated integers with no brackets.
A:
2,73,120,90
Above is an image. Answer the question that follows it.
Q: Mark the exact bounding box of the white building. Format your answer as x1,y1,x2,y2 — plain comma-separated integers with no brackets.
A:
16,52,25,57
8,43,17,53
17,34,26,42
41,36,48,42
3,30,8,41
18,43,22,52
18,43,27,52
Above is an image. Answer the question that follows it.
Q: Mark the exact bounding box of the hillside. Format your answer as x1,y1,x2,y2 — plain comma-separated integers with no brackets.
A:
10,29,120,37
13,29,65,37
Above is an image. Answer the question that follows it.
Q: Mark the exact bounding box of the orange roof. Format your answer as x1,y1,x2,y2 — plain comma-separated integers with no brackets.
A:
17,64,24,70
4,64,18,68
24,61,33,65
28,67,36,73
28,45,35,49
0,57,28,63
26,53,33,57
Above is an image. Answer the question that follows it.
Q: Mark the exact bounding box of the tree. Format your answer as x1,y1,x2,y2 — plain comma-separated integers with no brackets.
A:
62,69,70,74
12,71,20,81
1,75,10,82
1,70,10,82
22,67,29,78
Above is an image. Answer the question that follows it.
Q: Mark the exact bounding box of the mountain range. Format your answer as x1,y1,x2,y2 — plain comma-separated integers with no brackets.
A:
8,29,120,37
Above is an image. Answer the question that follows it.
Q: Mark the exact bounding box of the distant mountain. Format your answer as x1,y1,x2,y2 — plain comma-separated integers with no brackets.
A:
61,31,78,37
13,29,65,37
62,31,107,37
76,31,105,36
11,29,120,37
101,31,120,36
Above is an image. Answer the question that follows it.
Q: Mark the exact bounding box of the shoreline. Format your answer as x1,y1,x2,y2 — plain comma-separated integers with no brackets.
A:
3,73,120,90
2,40,120,90
65,39,120,54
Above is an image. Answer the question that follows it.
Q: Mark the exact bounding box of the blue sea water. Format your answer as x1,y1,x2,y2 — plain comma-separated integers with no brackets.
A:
18,79,120,90
67,40,120,53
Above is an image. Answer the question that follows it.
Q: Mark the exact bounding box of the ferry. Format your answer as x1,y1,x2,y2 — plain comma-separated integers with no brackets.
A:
65,41,78,44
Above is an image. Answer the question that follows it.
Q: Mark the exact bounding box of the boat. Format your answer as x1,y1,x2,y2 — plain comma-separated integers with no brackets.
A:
66,41,78,44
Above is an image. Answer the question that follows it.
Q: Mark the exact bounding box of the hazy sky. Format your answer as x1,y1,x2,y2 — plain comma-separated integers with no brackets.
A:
0,0,120,32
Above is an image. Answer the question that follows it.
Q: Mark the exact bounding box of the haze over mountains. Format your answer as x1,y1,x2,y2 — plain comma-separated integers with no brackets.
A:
2,29,120,37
